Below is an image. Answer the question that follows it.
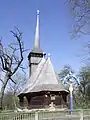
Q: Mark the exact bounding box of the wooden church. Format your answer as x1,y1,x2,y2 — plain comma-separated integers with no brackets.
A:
18,10,69,109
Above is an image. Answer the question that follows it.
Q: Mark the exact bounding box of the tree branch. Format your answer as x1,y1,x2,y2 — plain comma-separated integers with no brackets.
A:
10,28,24,75
10,78,16,84
0,79,4,84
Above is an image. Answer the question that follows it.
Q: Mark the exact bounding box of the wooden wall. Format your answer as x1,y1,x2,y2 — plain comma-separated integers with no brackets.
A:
27,94,68,109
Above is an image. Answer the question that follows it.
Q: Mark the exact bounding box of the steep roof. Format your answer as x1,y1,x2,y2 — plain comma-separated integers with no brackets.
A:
19,56,68,95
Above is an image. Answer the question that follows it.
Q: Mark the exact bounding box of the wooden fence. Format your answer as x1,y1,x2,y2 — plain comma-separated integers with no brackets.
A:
0,109,90,120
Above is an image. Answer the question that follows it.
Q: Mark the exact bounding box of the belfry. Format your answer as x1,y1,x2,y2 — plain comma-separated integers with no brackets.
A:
18,10,69,109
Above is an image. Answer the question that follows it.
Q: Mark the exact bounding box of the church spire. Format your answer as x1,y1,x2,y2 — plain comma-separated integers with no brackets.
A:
34,10,40,49
28,10,45,77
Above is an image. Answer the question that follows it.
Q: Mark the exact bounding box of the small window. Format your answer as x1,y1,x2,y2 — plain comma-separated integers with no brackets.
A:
51,95,55,100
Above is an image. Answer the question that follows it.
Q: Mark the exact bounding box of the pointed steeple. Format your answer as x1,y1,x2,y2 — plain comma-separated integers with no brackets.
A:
34,10,40,48
32,10,42,53
28,10,45,77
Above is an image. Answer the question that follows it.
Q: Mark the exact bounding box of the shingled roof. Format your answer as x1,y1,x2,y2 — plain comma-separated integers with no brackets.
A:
19,55,68,96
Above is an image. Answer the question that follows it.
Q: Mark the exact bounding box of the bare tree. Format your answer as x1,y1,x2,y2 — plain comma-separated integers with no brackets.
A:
0,28,26,110
68,0,90,38
7,72,27,109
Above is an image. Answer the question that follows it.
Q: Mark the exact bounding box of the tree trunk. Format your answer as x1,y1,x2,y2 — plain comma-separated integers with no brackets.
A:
13,92,17,109
0,86,5,110
0,75,9,110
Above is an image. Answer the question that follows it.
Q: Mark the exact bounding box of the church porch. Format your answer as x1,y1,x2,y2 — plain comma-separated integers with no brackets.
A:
18,91,69,109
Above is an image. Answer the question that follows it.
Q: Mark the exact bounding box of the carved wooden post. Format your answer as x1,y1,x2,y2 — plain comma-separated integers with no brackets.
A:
19,96,24,107
35,112,38,120
80,110,83,120
69,81,73,113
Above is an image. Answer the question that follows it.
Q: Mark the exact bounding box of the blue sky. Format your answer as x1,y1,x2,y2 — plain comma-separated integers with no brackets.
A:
0,0,89,73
